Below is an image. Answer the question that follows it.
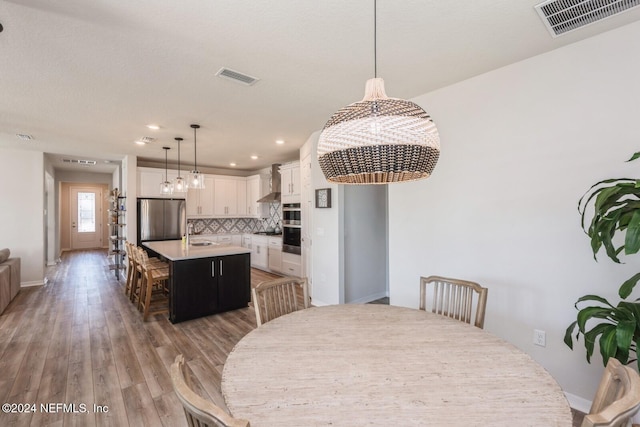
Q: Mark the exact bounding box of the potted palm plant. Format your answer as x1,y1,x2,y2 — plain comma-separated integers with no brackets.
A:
564,152,640,370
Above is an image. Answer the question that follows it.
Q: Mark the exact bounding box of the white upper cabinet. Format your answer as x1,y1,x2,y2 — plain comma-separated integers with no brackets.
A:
138,167,261,219
137,167,179,198
186,175,215,217
213,176,246,217
246,174,269,218
280,161,301,203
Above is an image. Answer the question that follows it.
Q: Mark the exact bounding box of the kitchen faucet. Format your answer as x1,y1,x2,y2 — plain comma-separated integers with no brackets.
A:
186,222,193,246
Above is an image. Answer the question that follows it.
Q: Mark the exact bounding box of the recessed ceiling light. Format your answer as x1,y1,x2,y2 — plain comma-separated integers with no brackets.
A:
275,140,285,145
146,124,160,130
250,155,258,160
230,163,237,167
135,140,147,145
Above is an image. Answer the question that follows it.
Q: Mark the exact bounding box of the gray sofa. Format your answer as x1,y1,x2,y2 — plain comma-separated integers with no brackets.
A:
0,249,20,315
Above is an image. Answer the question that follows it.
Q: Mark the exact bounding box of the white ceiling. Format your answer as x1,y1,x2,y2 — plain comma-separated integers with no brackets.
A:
2,0,640,175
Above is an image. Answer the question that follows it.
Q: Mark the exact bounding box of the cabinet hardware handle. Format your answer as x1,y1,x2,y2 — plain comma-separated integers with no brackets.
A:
212,261,215,277
220,260,223,276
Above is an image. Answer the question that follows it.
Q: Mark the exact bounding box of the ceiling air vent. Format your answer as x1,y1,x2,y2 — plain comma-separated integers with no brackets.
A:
16,133,33,140
535,0,640,37
62,159,97,166
216,67,259,86
139,136,156,144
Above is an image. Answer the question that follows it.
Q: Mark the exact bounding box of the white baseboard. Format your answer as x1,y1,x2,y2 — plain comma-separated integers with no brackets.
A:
311,294,390,306
20,280,44,288
347,291,389,305
565,391,591,414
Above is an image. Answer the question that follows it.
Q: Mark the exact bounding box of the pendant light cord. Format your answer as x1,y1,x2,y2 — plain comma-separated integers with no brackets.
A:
190,124,200,171
193,127,197,170
163,147,169,180
177,140,181,176
374,0,377,78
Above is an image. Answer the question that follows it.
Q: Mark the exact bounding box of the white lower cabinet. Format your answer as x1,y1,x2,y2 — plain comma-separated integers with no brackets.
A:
281,252,302,277
268,237,282,272
241,234,252,249
217,235,233,246
251,235,268,269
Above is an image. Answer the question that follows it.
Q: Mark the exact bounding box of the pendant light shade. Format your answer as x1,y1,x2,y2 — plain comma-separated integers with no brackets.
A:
187,124,205,189
172,137,187,194
160,146,173,195
317,1,440,184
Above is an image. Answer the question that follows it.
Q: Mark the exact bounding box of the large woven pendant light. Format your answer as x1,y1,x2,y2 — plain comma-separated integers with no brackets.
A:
160,146,172,195
187,124,205,189
172,137,187,193
317,0,440,184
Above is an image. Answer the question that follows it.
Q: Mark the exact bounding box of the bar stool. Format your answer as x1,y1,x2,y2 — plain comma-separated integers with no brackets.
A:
137,247,170,321
124,241,137,299
130,246,165,306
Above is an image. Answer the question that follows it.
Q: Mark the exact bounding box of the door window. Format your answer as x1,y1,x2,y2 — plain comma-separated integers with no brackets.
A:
77,192,96,232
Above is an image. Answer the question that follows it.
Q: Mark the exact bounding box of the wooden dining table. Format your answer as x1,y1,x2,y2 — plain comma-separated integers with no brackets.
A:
221,304,572,426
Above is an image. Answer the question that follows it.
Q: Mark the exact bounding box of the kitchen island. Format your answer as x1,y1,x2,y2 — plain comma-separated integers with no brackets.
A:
143,240,251,323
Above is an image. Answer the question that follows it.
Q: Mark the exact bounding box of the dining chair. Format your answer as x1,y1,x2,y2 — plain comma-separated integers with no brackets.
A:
251,277,309,327
419,275,488,329
170,354,250,427
582,358,640,427
137,247,170,321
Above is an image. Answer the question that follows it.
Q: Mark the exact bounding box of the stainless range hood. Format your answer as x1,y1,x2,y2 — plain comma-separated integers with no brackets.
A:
257,164,281,203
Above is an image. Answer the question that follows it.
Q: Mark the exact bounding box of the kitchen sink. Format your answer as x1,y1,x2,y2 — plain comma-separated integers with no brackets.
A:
191,241,216,246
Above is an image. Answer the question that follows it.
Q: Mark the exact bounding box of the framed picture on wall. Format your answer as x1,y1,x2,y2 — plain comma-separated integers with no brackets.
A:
315,188,331,208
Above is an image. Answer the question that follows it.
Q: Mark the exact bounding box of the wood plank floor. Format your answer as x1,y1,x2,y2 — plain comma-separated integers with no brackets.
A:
0,249,279,427
0,249,585,426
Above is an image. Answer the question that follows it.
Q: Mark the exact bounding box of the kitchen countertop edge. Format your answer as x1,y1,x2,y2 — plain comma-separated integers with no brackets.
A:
143,240,251,261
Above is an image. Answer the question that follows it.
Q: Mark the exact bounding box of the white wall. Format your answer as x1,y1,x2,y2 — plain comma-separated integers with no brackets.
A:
309,132,390,305
123,155,137,243
0,148,45,285
344,185,388,303
45,171,56,266
309,132,344,306
388,21,640,405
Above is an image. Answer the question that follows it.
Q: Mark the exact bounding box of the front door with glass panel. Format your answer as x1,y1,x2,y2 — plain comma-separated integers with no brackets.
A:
70,187,103,249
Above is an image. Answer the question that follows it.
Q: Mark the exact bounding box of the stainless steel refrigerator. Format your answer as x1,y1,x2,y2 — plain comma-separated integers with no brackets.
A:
137,198,186,245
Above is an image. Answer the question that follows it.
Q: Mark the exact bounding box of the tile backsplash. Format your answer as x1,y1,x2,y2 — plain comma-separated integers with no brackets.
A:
188,202,282,234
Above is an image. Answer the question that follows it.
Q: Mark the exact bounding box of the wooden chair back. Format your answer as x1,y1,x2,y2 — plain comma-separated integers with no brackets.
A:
251,277,309,327
419,275,488,329
124,241,136,298
582,358,640,427
170,355,250,427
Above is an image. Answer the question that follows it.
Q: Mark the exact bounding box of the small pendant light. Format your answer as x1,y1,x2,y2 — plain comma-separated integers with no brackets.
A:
317,0,440,184
187,124,205,189
172,137,187,193
160,146,172,195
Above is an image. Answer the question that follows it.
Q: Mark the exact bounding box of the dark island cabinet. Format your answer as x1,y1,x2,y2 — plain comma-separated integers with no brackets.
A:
169,253,251,323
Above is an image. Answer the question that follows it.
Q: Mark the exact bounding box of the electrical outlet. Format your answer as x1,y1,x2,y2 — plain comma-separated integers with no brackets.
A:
533,329,546,347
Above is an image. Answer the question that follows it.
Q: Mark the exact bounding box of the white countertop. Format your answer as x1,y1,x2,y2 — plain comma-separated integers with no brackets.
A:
143,240,250,261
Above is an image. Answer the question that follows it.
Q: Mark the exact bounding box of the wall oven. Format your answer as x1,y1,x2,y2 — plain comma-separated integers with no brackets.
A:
282,203,301,254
